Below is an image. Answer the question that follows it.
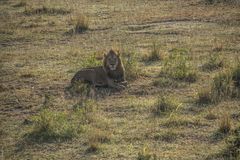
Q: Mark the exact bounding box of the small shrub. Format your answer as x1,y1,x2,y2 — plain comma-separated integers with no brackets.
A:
161,49,198,83
74,15,89,34
202,53,224,71
152,96,178,116
197,87,212,104
218,113,231,134
121,50,140,81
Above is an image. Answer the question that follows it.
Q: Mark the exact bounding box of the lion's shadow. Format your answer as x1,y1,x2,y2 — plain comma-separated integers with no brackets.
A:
64,82,120,99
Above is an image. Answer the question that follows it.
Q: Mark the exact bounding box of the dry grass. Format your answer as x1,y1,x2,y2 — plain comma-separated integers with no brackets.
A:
1,0,240,159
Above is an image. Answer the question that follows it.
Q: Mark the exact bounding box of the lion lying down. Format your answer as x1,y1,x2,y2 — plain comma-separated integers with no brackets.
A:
71,49,127,90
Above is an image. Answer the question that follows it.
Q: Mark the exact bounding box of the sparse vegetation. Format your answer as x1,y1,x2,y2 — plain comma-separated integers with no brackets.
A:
161,48,198,82
26,109,81,142
121,50,140,80
13,1,27,7
143,43,163,62
205,0,240,5
202,53,224,71
209,126,240,159
137,147,156,160
24,6,70,15
151,96,179,116
81,53,102,68
197,87,212,104
222,126,240,159
218,113,231,134
1,0,240,159
154,130,179,142
211,70,233,103
153,77,181,88
86,128,111,153
232,63,240,88
73,15,89,34
67,81,92,97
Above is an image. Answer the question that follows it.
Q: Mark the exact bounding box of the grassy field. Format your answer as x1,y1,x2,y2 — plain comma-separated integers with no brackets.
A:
0,0,240,159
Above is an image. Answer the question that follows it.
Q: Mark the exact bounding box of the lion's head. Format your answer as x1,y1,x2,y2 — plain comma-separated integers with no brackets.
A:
103,49,120,71
103,49,125,82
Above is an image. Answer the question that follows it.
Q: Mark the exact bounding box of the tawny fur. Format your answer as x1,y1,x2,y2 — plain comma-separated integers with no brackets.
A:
71,49,126,90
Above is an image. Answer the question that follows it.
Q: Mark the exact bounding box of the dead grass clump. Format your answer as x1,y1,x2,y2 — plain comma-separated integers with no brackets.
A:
202,53,224,71
24,6,70,15
151,96,179,116
218,113,232,134
161,48,198,83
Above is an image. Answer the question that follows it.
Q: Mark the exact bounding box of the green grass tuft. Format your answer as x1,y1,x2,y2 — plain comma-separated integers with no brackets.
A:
161,49,198,83
26,109,81,143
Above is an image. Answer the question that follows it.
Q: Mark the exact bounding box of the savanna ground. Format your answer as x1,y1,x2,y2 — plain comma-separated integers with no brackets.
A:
0,0,240,159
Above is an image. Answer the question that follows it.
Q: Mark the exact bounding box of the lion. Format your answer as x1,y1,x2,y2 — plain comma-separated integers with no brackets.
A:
71,49,127,90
